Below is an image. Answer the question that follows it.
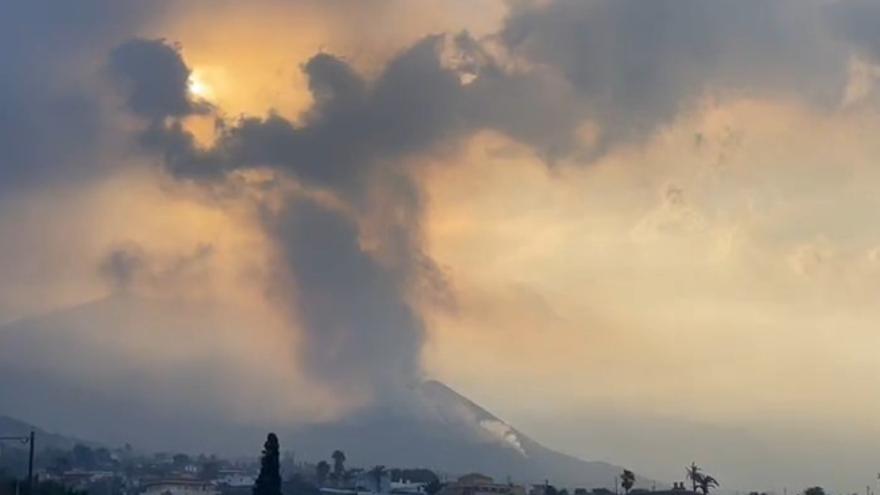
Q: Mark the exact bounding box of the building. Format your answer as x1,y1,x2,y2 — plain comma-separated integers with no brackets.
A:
390,480,428,495
54,470,117,491
319,469,392,495
437,474,526,495
637,482,698,495
141,479,220,495
216,470,256,488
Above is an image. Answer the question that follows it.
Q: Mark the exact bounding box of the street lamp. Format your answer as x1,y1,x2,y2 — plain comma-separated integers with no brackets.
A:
0,431,35,495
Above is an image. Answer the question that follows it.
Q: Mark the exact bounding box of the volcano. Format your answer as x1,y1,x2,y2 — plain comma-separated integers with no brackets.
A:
0,296,631,487
287,380,628,487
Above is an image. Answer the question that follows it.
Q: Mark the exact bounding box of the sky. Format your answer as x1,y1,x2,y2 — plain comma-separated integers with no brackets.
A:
3,0,880,492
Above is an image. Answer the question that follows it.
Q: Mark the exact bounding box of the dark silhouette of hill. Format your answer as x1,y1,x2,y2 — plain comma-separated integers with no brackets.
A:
0,295,271,454
0,415,88,452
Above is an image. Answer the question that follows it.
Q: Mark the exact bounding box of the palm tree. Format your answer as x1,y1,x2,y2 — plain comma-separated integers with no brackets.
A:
316,461,330,486
620,470,636,495
686,463,702,493
697,475,718,495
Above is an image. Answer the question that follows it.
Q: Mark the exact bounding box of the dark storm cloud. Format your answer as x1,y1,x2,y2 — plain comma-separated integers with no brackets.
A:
109,39,207,121
501,0,850,153
130,1,880,178
122,35,582,191
827,0,880,62
0,1,163,193
106,38,217,180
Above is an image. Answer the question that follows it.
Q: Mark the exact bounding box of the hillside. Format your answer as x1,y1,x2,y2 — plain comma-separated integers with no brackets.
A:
0,296,643,487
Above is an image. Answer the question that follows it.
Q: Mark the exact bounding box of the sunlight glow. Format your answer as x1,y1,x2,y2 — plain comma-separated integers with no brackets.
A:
187,69,213,100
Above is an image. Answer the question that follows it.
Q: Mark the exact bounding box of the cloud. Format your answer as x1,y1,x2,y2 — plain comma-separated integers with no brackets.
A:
827,0,880,63
98,241,215,293
108,37,468,401
421,98,880,492
108,38,207,121
103,1,880,411
9,0,880,487
99,244,147,290
125,34,586,188
0,1,162,194
500,0,849,153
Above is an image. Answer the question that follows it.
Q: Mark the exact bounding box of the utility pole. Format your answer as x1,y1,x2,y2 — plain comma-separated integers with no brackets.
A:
0,431,35,495
27,431,34,495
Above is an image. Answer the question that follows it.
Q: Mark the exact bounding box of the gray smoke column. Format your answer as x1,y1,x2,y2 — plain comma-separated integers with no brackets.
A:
107,38,470,403
269,197,424,399
107,32,582,403
106,1,880,404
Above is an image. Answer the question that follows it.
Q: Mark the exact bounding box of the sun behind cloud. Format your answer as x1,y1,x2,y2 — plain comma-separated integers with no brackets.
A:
187,68,214,100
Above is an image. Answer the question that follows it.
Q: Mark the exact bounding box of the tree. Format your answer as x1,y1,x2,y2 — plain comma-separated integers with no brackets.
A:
343,468,359,487
253,433,282,495
686,463,718,495
201,459,221,481
173,454,191,469
316,461,330,487
49,455,71,475
72,445,95,470
686,463,701,493
425,479,444,495
620,470,636,495
331,450,346,480
285,474,322,495
697,476,718,495
94,448,113,468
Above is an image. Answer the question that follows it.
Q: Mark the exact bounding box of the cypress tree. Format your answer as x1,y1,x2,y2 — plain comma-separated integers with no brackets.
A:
254,433,282,495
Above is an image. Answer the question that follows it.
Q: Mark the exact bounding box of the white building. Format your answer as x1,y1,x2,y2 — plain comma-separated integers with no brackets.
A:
390,481,428,495
217,470,256,488
141,479,220,495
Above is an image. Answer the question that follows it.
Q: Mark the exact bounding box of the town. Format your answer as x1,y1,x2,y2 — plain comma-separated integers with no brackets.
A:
0,432,824,495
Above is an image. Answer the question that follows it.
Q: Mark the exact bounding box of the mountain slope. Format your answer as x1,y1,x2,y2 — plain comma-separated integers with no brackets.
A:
286,380,628,487
0,296,276,454
0,415,88,452
0,296,639,487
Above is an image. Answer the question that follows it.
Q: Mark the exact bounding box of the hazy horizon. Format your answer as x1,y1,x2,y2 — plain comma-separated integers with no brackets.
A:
2,1,880,493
